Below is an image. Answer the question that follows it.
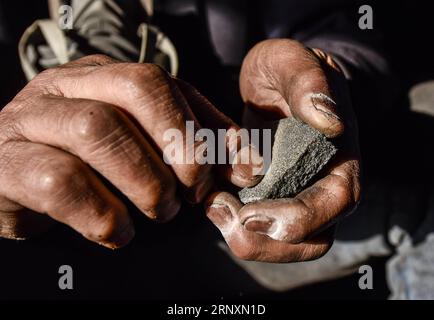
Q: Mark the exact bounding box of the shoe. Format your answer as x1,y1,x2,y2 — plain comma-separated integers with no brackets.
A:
19,0,178,80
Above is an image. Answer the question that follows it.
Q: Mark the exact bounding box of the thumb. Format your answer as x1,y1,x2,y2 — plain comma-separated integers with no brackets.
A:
240,39,346,138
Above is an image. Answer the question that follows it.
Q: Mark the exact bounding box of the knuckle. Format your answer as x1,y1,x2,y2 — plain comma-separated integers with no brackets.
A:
295,68,323,90
33,156,86,204
26,68,63,96
139,63,167,81
117,63,169,100
71,102,121,144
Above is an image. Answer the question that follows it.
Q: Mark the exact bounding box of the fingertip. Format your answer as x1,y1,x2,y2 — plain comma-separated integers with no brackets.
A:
101,224,136,250
298,92,344,138
204,191,242,229
230,145,265,188
206,203,234,232
147,195,182,223
204,191,222,208
94,206,136,249
229,170,263,188
204,191,243,212
324,120,345,138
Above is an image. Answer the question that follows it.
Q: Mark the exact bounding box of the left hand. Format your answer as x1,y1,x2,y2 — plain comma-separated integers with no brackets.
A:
205,39,361,263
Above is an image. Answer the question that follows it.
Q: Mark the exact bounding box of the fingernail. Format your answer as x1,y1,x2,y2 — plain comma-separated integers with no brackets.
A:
232,145,264,187
243,215,276,234
311,93,340,121
207,204,234,231
144,195,182,223
102,223,135,250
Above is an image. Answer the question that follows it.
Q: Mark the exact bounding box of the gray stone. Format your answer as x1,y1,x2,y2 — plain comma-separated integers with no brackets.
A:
238,118,337,204
409,81,434,117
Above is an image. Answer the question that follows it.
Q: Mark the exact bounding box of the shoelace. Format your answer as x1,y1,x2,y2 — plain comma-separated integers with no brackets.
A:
67,0,142,61
19,0,178,80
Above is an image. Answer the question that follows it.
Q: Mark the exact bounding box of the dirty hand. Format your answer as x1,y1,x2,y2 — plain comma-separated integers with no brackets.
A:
0,55,260,248
205,39,361,262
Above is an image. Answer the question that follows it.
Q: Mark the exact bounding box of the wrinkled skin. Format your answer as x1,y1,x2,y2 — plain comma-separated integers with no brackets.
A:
0,39,361,263
205,39,361,263
0,54,261,249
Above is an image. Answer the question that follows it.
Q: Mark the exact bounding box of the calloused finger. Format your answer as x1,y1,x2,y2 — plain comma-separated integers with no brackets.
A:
9,95,180,221
46,60,212,198
237,154,360,243
240,39,345,138
0,141,134,249
205,191,333,263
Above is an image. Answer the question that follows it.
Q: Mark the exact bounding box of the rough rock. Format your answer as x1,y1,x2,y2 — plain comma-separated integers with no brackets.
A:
239,118,337,204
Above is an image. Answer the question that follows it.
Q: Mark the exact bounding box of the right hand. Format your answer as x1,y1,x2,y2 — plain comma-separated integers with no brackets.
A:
0,55,262,249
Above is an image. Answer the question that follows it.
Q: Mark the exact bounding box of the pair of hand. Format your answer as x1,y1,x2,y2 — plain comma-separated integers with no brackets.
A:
0,39,360,262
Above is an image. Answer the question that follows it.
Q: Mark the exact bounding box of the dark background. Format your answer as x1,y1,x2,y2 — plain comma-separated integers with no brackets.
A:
0,0,433,300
